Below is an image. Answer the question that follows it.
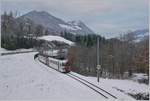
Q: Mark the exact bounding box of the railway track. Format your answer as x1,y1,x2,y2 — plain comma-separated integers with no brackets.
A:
67,73,117,99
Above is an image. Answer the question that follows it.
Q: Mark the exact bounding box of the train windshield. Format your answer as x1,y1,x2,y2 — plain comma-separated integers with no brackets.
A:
62,63,66,66
62,62,69,66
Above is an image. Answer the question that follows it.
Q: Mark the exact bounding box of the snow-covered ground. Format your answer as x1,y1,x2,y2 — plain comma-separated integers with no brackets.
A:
38,35,74,46
0,47,35,54
72,72,149,100
131,73,148,81
0,48,6,53
0,52,106,101
0,52,148,100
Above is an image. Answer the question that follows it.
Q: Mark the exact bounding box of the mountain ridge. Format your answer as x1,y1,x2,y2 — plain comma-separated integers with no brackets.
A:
17,10,95,35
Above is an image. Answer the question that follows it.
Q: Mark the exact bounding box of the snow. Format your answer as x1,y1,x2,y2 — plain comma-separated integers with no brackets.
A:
59,24,81,30
0,47,34,55
68,20,81,26
136,32,149,38
133,31,149,42
0,53,105,100
0,52,148,100
74,25,82,30
59,24,77,30
38,35,74,45
0,48,34,53
71,72,149,100
0,47,7,53
131,73,148,82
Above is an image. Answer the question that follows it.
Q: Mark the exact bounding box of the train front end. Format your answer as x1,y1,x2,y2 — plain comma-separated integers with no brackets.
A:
62,60,71,73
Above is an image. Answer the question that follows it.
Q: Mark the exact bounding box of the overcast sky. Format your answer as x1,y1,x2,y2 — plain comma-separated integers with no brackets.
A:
1,0,149,38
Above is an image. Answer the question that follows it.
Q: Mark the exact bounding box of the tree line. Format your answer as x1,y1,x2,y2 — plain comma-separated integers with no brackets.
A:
1,11,50,50
65,31,149,79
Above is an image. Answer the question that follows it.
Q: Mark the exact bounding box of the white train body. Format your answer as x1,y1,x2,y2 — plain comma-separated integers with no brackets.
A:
38,55,71,73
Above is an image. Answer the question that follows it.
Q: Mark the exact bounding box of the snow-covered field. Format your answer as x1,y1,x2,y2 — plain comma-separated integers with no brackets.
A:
0,52,148,100
0,52,106,101
72,72,149,100
38,35,74,45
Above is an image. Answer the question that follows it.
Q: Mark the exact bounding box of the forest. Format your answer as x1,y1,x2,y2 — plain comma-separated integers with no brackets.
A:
63,31,149,80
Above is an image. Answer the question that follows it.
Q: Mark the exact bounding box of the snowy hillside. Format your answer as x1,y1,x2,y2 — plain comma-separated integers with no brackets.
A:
72,72,149,100
59,24,81,31
67,20,95,35
38,35,74,45
0,53,106,100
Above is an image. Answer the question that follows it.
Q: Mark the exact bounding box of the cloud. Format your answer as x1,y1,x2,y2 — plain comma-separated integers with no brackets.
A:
1,0,148,17
1,0,149,38
1,0,148,15
2,0,109,13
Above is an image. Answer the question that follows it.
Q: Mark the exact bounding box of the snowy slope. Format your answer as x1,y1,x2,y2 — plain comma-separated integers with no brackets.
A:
0,53,105,100
38,35,74,45
71,72,149,100
59,24,81,31
59,24,77,30
67,20,95,35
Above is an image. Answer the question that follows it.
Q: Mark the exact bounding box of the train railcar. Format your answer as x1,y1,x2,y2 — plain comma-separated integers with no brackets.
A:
38,54,71,73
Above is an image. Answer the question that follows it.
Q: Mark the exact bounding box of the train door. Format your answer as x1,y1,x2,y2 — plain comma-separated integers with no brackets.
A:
59,62,62,72
58,62,59,71
46,57,49,66
59,62,63,72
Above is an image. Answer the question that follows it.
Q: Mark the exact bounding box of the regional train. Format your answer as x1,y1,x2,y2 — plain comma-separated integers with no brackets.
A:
38,54,71,73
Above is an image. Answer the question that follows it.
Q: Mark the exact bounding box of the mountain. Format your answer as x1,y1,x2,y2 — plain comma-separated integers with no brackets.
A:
115,29,149,43
67,20,95,35
17,10,95,35
133,29,149,42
